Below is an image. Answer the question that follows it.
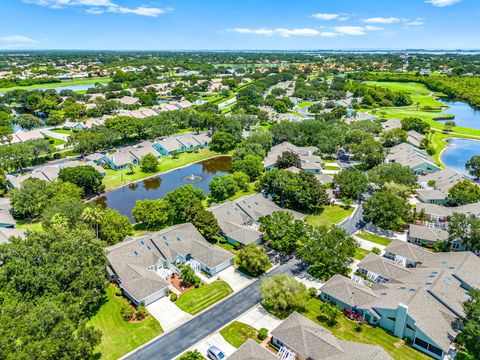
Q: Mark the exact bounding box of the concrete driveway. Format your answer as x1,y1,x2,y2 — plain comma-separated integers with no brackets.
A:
146,297,192,332
294,271,325,290
236,305,282,332
217,266,255,292
189,333,236,359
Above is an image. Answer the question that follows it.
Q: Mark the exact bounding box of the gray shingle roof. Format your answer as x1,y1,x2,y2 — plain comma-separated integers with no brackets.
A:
228,339,277,360
263,141,321,170
271,312,392,359
408,224,448,243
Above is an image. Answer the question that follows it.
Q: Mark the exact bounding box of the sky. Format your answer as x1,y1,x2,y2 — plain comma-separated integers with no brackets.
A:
0,0,478,50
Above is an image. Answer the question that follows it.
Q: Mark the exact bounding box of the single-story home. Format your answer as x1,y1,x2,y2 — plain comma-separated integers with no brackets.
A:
106,223,234,306
417,168,465,205
209,193,304,247
153,132,211,156
384,143,440,175
7,129,45,144
228,339,277,360
407,224,450,248
117,96,140,106
320,239,480,359
264,142,322,174
101,151,139,170
407,130,425,148
0,228,26,245
271,312,392,360
382,118,402,131
416,201,480,225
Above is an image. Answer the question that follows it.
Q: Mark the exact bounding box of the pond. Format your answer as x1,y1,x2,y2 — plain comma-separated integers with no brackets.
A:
93,156,231,220
435,100,480,129
441,138,480,177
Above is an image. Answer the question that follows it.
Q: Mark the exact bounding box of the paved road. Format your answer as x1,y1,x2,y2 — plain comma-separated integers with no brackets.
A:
339,203,365,236
124,258,301,360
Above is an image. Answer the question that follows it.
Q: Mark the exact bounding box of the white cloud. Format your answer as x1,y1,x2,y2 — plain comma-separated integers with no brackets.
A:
334,26,366,36
22,0,172,17
426,0,461,6
338,16,350,21
364,25,383,31
0,35,39,44
363,17,400,24
405,18,425,26
311,13,339,21
230,28,340,38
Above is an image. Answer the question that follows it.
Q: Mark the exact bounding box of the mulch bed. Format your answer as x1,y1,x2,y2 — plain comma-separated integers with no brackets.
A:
170,273,195,293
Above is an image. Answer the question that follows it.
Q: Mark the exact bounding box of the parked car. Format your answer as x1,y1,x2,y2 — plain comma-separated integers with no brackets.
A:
207,346,226,360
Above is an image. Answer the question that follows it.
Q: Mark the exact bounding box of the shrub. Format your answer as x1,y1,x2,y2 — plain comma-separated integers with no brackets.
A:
233,242,241,250
355,323,363,332
258,328,268,340
371,247,381,255
120,303,134,321
194,277,201,288
308,287,317,298
170,293,177,302
136,305,147,320
218,237,227,244
114,287,122,297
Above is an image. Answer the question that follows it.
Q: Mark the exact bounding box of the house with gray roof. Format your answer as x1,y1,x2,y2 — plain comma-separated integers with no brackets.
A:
381,118,402,131
0,198,16,228
209,194,304,247
271,312,392,360
407,224,451,249
264,142,322,174
153,132,211,156
106,223,233,306
0,228,26,245
407,130,425,148
417,168,465,204
320,239,480,359
385,143,440,175
229,339,277,360
101,151,139,170
416,201,480,226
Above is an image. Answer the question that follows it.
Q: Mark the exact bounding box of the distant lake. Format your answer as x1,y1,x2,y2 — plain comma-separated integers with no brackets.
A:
94,156,231,220
52,84,97,92
441,138,480,177
436,100,480,129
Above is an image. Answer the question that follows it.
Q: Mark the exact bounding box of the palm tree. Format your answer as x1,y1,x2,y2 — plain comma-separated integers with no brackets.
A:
82,207,103,238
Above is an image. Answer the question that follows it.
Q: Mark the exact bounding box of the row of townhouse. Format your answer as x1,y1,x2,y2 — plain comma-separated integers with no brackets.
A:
320,239,480,359
6,160,106,189
230,312,392,360
85,132,211,170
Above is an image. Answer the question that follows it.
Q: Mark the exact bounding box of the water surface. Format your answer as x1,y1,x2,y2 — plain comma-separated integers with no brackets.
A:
441,139,480,177
94,156,231,220
437,100,480,129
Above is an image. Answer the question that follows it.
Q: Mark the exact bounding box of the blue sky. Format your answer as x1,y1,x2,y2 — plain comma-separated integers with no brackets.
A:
0,0,478,50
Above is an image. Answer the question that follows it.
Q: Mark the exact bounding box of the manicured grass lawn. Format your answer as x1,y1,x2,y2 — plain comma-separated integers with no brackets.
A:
51,129,74,135
88,285,163,360
297,101,313,108
354,247,371,261
217,241,238,254
220,321,260,348
176,281,233,315
287,111,306,118
299,298,431,360
323,163,341,171
0,77,110,92
356,231,392,246
103,149,225,190
44,135,66,147
306,205,354,228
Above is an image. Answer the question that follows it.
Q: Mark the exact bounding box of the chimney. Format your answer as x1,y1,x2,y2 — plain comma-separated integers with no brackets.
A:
394,303,408,339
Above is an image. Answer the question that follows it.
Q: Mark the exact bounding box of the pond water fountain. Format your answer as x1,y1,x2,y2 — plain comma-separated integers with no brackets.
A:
182,174,203,183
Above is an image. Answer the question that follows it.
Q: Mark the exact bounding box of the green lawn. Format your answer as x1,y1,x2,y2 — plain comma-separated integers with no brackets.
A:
103,149,226,190
323,162,341,171
51,129,74,135
356,231,392,246
306,206,354,228
354,247,371,261
297,101,313,108
220,321,260,348
0,77,111,92
175,281,233,315
44,135,66,147
88,285,163,360
299,298,431,360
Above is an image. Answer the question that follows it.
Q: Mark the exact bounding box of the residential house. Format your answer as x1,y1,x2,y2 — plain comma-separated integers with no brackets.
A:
8,129,45,144
381,118,402,131
101,151,138,170
417,168,465,204
416,201,480,225
321,239,480,359
0,198,15,228
6,161,106,188
407,224,453,249
407,130,425,148
153,132,211,156
285,166,334,185
228,339,277,360
209,193,304,247
270,312,392,360
118,96,140,106
123,141,161,162
264,142,322,174
384,143,441,175
106,223,234,306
